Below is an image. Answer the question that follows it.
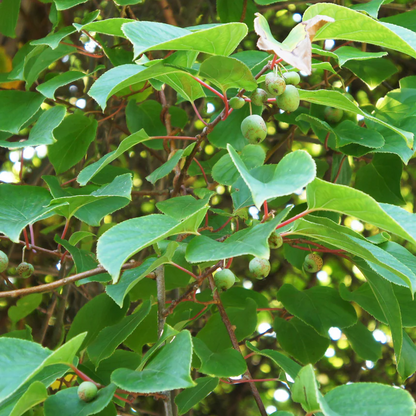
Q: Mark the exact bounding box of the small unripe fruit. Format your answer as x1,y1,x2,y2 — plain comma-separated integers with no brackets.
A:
303,253,323,273
0,250,8,273
268,232,283,249
77,381,98,402
283,71,301,86
276,85,300,112
324,106,344,124
229,96,246,110
241,115,267,144
17,262,34,279
250,88,268,106
214,269,236,291
249,257,271,279
265,72,286,96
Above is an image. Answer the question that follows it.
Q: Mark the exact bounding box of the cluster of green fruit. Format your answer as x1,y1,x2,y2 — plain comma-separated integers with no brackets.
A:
229,70,301,145
0,250,35,279
78,381,98,402
213,233,323,291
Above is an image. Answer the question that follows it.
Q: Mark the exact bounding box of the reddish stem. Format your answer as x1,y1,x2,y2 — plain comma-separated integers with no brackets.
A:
98,102,125,123
69,364,101,387
205,213,209,228
61,177,77,187
191,76,224,100
257,307,284,311
193,158,209,186
261,200,269,223
333,156,347,183
212,217,233,233
222,95,229,121
275,210,312,230
324,131,330,151
189,305,208,321
191,101,208,126
29,224,36,252
225,257,233,269
170,262,198,280
23,228,30,249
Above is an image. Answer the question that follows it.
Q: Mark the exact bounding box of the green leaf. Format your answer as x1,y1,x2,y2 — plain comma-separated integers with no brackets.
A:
304,3,416,60
67,293,129,350
217,0,258,30
122,21,248,59
0,365,68,416
43,384,117,416
46,174,132,224
276,285,357,337
273,317,330,365
193,338,247,378
186,207,291,263
23,44,76,89
380,9,416,32
73,18,134,38
106,242,178,307
87,299,151,368
398,331,416,380
342,322,382,362
0,333,86,403
245,342,302,380
292,364,320,413
9,381,47,416
331,46,387,67
221,287,269,308
48,114,97,174
306,178,416,246
228,144,316,209
37,71,89,100
212,144,265,186
97,197,209,282
0,184,62,243
344,58,398,90
52,0,88,10
333,120,385,149
0,91,44,134
111,331,195,393
322,383,415,416
350,0,392,18
146,143,196,184
355,260,403,362
299,89,413,147
175,377,219,416
355,154,405,205
31,26,76,49
199,56,257,92
8,294,43,324
0,0,21,38
78,130,150,185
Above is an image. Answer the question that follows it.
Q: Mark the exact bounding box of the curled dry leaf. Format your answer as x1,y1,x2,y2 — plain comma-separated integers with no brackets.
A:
254,12,334,75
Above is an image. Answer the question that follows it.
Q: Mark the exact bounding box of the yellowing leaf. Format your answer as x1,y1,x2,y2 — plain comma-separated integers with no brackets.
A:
254,13,334,74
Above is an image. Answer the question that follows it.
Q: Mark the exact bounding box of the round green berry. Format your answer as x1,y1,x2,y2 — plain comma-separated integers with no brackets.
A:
268,232,283,249
0,250,8,273
77,381,98,402
249,257,271,279
265,72,286,96
214,269,236,291
17,262,34,279
324,106,344,124
250,88,268,106
241,115,267,144
283,71,301,86
276,85,300,112
229,96,246,110
303,253,323,273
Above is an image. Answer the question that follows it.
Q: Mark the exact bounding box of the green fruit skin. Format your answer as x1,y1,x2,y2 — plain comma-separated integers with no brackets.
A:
0,250,8,273
268,232,283,249
77,381,98,402
303,253,323,273
283,71,300,86
250,88,268,106
265,73,286,96
324,106,344,124
17,262,34,279
241,115,267,144
229,96,246,110
249,257,271,279
214,269,236,291
276,85,300,112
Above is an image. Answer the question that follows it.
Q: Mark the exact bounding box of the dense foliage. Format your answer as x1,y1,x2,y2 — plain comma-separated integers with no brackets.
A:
1,0,416,415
